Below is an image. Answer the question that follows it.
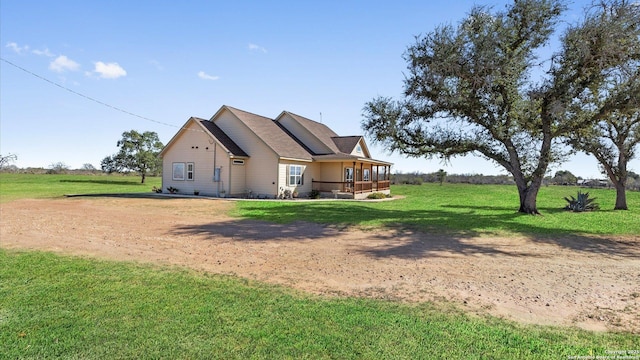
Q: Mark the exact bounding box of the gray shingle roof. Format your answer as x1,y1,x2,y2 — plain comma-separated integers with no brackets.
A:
331,136,362,154
197,118,249,157
225,106,313,161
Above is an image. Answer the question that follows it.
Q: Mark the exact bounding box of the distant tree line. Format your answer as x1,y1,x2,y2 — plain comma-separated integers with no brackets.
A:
392,169,640,191
0,130,164,184
392,171,515,186
0,164,151,176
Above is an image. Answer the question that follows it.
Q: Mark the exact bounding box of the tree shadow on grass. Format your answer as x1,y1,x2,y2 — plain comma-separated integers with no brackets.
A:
228,202,640,258
172,201,638,259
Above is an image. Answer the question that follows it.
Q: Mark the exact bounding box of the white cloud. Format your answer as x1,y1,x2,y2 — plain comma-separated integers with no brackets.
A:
93,61,127,79
32,48,55,57
6,42,29,54
197,71,219,81
248,43,267,53
49,55,80,72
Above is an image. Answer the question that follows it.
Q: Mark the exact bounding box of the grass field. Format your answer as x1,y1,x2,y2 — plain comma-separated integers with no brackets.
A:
1,173,639,358
2,250,638,359
236,183,640,236
0,173,161,203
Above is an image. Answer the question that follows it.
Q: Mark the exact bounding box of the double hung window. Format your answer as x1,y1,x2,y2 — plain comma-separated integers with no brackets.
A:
289,165,303,186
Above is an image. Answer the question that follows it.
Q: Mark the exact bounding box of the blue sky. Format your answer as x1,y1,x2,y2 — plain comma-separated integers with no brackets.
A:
1,0,636,178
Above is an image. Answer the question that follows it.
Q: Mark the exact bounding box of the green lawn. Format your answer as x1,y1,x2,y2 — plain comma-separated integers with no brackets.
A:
0,173,161,203
1,174,639,358
235,183,640,236
2,250,637,359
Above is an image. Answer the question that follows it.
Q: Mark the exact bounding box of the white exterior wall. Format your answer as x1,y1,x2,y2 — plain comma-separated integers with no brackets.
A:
162,121,230,196
278,114,330,154
214,109,280,197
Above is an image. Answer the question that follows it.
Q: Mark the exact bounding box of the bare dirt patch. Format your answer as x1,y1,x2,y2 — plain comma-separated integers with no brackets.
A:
2,197,638,332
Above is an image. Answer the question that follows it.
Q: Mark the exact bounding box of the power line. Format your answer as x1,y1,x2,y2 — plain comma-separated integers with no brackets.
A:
1,57,185,130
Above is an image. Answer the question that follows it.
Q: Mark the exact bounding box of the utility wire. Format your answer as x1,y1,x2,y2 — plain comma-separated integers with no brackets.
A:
1,57,190,130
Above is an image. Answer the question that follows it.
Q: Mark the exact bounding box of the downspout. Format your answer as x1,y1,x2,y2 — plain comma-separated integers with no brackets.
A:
227,155,232,196
213,142,217,195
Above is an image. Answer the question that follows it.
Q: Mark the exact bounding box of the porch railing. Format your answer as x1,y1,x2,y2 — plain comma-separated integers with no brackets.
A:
312,180,390,194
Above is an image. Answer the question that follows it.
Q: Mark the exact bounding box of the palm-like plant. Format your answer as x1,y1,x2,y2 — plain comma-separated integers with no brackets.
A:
564,191,600,212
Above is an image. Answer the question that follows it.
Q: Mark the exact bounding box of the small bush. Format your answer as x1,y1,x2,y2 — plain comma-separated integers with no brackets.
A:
309,189,321,199
152,186,162,193
564,191,599,212
367,192,388,199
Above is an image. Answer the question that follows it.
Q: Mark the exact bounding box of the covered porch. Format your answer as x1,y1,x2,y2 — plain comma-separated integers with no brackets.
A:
311,158,392,199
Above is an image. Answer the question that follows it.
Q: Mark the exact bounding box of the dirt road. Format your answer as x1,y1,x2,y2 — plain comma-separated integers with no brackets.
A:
2,196,638,332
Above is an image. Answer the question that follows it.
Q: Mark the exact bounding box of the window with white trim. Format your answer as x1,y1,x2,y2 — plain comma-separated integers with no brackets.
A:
172,162,185,180
363,169,370,181
288,165,303,186
186,162,194,180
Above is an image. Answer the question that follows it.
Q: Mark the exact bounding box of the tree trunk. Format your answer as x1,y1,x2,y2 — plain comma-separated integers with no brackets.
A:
613,180,628,210
513,173,542,215
517,184,541,215
600,158,628,210
141,172,146,184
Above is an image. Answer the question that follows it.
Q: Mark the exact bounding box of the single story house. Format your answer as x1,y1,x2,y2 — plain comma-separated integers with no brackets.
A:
159,105,392,199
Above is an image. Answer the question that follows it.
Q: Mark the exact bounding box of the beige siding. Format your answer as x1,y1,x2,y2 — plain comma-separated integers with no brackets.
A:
162,120,232,196
278,113,330,154
228,159,247,197
214,109,280,197
277,161,318,197
350,139,367,157
319,162,341,182
357,138,372,158
316,162,341,182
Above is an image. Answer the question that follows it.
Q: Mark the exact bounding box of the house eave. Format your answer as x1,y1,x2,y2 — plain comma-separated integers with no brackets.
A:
279,157,313,163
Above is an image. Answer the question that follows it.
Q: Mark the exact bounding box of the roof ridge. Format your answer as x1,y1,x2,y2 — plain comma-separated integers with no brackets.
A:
282,110,323,125
221,105,313,161
224,105,275,121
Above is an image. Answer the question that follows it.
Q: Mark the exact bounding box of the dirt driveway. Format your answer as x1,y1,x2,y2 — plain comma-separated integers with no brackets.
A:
1,196,638,333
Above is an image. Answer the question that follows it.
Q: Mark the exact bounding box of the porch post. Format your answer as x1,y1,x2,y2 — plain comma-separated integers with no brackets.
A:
360,162,364,193
352,161,356,196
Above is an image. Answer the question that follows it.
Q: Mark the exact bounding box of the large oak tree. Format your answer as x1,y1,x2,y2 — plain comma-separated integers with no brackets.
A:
565,1,640,210
362,0,640,214
101,130,164,183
